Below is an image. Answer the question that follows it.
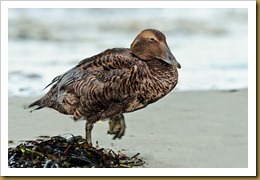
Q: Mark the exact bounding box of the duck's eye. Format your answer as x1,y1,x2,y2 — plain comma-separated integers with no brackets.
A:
149,37,156,42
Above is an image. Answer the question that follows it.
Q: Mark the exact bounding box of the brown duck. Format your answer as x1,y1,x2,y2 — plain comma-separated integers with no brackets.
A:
27,29,181,145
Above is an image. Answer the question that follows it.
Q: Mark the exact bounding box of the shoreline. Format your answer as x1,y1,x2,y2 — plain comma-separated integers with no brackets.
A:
8,89,248,168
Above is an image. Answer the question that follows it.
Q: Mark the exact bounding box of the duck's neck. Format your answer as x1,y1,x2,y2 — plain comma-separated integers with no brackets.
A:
145,59,178,82
144,59,178,101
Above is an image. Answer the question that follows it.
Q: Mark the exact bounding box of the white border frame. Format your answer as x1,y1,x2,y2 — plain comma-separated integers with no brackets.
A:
1,0,256,176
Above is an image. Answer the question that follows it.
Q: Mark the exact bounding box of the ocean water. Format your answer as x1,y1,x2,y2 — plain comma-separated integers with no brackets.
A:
8,8,248,97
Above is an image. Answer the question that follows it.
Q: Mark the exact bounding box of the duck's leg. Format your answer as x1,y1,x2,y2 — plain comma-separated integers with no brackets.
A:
85,121,94,145
107,114,126,139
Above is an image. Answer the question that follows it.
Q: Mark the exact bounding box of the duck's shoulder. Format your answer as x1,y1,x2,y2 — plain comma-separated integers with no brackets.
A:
78,48,145,70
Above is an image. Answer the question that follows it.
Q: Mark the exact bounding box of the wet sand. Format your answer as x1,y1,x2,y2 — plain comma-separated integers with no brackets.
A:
8,89,248,168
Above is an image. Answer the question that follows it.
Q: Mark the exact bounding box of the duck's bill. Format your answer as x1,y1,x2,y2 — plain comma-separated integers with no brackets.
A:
164,55,181,69
159,44,181,69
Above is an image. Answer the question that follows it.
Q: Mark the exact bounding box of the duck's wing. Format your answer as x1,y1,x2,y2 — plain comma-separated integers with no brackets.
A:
55,48,138,93
27,48,148,120
58,48,147,121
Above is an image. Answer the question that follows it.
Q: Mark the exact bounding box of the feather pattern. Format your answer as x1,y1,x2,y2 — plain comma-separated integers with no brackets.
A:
27,29,181,142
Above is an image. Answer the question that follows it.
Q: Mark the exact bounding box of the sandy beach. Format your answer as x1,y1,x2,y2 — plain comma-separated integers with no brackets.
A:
8,89,248,168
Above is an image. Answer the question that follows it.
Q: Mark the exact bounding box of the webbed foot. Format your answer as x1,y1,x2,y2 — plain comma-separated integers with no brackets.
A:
107,114,126,139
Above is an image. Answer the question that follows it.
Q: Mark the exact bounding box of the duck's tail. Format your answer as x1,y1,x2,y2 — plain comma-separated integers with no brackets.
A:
26,98,45,113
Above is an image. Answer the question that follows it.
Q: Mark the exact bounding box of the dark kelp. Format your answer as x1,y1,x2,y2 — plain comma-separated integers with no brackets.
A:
8,135,144,168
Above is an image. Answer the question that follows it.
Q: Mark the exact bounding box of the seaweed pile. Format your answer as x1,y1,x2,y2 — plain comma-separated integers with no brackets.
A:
8,135,144,168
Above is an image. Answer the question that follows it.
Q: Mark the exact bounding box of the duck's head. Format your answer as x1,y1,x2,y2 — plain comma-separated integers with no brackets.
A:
130,29,181,69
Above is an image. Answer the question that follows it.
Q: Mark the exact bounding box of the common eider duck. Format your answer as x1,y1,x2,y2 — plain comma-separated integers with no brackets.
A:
27,29,181,145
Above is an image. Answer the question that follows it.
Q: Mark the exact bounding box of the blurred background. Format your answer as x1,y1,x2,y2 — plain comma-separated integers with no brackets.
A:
8,8,248,97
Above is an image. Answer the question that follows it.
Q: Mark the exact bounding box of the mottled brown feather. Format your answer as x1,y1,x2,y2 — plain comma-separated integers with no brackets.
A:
28,29,180,135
